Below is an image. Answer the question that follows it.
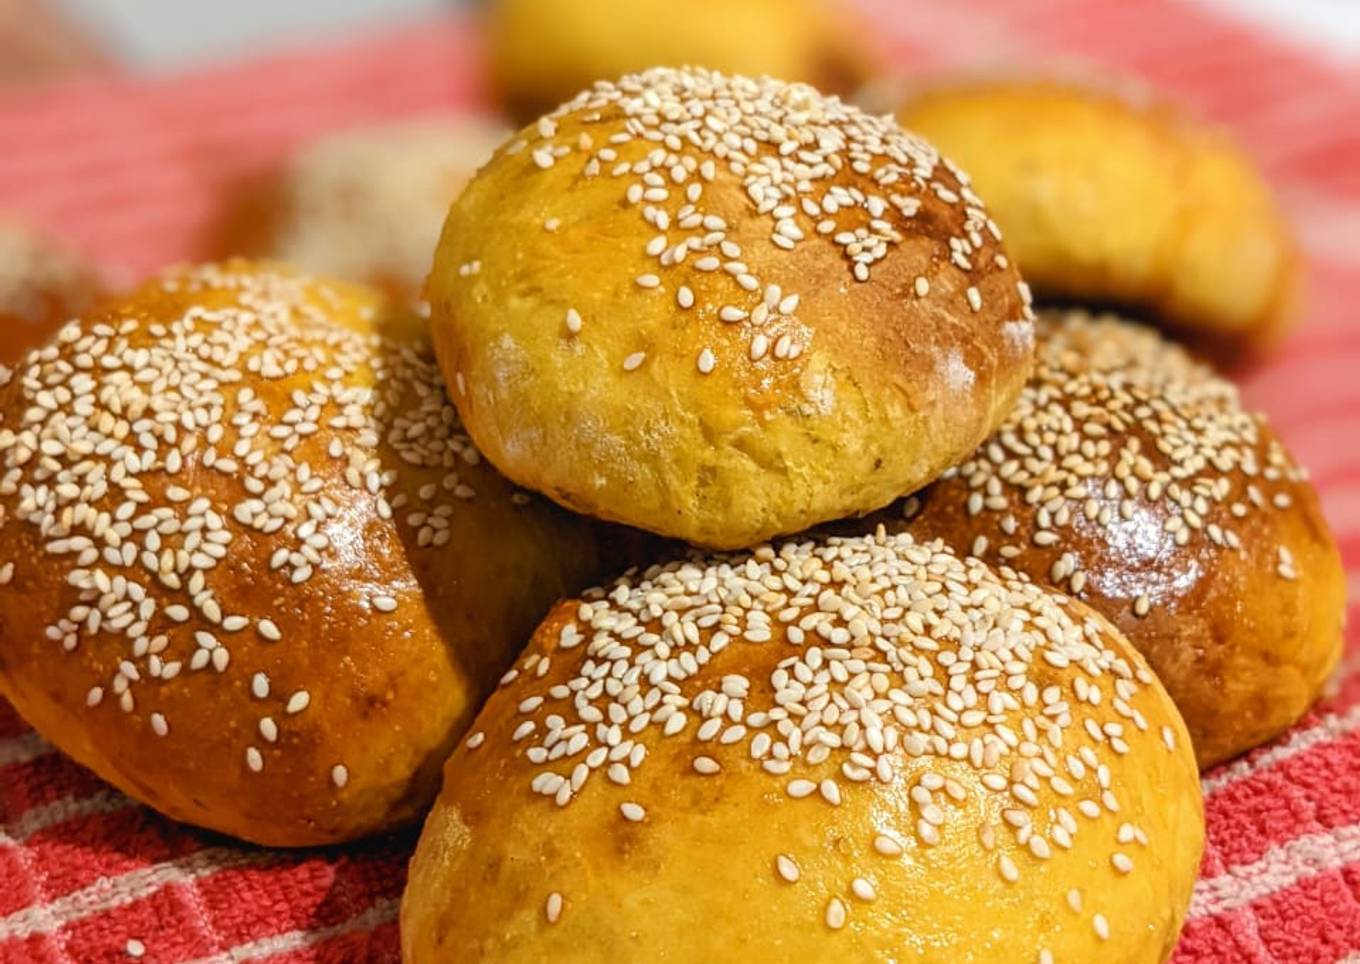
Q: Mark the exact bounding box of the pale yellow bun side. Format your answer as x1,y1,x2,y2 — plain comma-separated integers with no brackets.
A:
487,0,875,122
429,67,1035,549
402,531,1204,962
896,79,1298,354
854,310,1344,767
0,260,604,846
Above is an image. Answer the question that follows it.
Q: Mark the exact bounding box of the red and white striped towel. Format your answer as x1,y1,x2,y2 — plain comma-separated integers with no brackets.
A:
1,3,1358,961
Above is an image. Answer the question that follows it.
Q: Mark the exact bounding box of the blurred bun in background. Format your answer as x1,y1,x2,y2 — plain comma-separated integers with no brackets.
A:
893,78,1299,357
218,117,506,302
486,0,877,122
0,220,104,365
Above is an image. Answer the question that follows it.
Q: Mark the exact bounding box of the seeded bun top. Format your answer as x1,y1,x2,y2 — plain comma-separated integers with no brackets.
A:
895,78,1298,355
402,531,1202,962
0,260,604,846
0,221,103,364
429,67,1035,548
877,311,1345,767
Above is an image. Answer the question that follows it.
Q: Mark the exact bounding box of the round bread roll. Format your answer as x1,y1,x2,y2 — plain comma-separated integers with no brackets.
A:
894,78,1298,355
863,310,1343,768
486,0,875,122
0,220,103,365
239,118,506,301
429,66,1036,549
402,531,1204,961
0,260,606,846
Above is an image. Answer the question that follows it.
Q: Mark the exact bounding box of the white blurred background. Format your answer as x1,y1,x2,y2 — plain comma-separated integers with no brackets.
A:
42,0,1360,70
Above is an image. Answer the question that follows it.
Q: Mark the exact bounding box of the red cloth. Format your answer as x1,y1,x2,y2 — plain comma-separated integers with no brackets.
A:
1,3,1358,962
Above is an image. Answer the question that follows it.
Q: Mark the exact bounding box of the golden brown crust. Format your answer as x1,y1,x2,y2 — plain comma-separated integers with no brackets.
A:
486,0,878,123
402,532,1203,962
0,260,605,846
850,311,1344,767
430,67,1035,549
0,221,103,365
894,78,1299,356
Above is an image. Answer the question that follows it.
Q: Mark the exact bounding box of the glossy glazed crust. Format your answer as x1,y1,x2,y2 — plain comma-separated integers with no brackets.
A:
0,222,103,365
487,0,876,123
896,79,1299,355
0,261,603,846
858,311,1345,767
430,67,1034,549
402,534,1203,962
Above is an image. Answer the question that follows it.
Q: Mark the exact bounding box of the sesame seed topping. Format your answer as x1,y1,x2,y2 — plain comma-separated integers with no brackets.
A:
565,308,582,334
696,348,716,375
473,66,1018,389
331,764,349,788
126,939,145,959
466,731,486,749
245,747,264,773
487,528,1173,937
545,892,563,924
371,594,398,613
622,352,647,372
1094,913,1110,940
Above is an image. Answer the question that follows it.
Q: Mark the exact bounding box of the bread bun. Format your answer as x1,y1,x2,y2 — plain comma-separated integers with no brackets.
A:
0,260,606,846
223,118,505,302
861,310,1343,768
401,531,1203,961
429,66,1035,549
894,78,1297,355
0,221,103,365
487,0,875,122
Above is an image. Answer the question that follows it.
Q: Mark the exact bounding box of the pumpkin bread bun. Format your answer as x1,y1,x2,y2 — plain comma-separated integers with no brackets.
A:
402,531,1204,962
429,67,1036,549
872,311,1344,768
0,220,103,365
487,0,876,123
896,79,1298,355
0,260,605,846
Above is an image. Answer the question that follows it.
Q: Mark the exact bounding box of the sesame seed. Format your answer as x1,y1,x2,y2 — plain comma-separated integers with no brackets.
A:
851,877,876,901
245,747,264,772
149,713,168,737
635,274,661,289
1094,913,1110,940
787,779,816,799
697,348,716,375
331,764,349,788
620,801,646,822
966,287,982,312
466,731,486,749
565,308,582,334
825,897,847,930
775,854,800,882
371,594,398,613
251,672,270,699
545,892,563,923
286,690,310,714
914,277,929,297
126,939,145,959
677,286,695,309
692,755,720,774
1112,852,1133,873
622,352,647,372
